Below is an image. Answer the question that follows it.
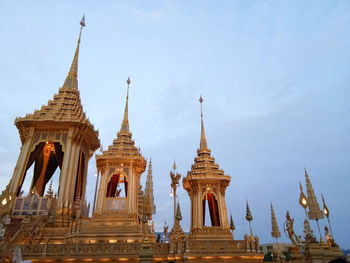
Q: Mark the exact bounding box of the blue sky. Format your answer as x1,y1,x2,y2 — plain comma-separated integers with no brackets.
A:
0,1,349,248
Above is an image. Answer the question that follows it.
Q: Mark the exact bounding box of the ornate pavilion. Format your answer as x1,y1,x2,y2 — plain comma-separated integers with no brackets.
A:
0,20,344,263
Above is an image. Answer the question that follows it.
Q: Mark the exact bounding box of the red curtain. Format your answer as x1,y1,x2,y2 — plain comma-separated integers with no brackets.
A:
106,174,120,197
207,194,220,226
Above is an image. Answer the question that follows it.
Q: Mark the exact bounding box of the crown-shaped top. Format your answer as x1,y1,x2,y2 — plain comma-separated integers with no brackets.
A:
185,96,230,182
15,22,97,140
97,78,145,167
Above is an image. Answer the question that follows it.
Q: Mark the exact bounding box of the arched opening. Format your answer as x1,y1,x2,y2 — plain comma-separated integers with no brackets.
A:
106,174,128,198
202,193,220,226
17,142,64,197
104,173,128,211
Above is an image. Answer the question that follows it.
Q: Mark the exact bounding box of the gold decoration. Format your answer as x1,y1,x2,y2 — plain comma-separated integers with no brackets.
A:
304,169,324,220
270,203,281,238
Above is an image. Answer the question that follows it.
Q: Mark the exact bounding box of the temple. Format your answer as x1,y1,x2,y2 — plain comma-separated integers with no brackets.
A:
0,19,344,263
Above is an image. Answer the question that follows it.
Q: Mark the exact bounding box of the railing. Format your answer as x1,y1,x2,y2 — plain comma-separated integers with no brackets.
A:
152,243,170,256
188,240,247,254
104,197,126,210
21,243,141,257
12,194,55,216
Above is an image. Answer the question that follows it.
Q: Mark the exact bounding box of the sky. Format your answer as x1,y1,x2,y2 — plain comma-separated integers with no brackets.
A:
0,0,349,249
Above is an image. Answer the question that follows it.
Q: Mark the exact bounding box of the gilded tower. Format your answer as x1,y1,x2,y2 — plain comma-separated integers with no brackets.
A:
183,96,232,240
91,78,147,242
3,24,99,222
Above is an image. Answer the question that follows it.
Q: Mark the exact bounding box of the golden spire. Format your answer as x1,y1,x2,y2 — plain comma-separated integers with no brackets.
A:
199,95,209,151
270,203,281,238
62,16,85,89
144,158,156,217
119,77,131,134
304,168,324,220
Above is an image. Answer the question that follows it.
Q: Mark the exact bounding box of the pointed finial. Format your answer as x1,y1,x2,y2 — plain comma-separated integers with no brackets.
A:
62,15,86,90
148,158,152,170
199,95,208,151
172,160,177,171
119,77,131,134
68,15,85,78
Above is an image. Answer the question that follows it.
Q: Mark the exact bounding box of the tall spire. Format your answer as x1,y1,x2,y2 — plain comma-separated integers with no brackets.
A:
270,203,281,239
199,95,209,151
62,16,85,90
119,77,131,134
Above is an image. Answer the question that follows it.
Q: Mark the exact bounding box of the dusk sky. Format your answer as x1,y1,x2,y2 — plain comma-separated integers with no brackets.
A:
1,1,349,248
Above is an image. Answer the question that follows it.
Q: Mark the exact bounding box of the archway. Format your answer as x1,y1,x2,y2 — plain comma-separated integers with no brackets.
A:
106,174,128,198
202,193,220,226
17,142,64,197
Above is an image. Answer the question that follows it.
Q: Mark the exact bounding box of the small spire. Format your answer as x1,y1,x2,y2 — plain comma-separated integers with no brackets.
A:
304,169,324,220
199,95,208,151
119,77,131,134
62,16,86,89
144,158,156,217
270,203,281,238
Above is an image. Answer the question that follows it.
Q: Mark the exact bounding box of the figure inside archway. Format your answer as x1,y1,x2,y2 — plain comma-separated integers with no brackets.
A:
106,174,128,198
